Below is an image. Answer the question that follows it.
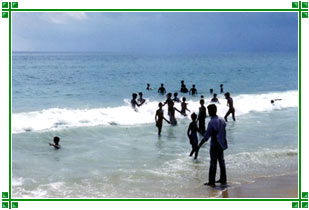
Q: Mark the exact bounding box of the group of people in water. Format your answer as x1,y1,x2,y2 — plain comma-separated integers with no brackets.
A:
131,80,231,186
131,81,236,136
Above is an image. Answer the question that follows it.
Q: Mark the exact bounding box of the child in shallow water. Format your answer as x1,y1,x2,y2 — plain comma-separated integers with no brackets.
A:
187,113,199,160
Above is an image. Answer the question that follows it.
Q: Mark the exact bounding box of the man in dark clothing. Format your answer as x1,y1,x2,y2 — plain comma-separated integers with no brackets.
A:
199,104,227,187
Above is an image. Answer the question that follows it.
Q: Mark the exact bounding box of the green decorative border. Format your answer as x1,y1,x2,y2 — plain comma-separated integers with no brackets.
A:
1,1,309,209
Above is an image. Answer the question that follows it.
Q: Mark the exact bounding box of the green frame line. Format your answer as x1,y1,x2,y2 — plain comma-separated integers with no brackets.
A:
3,1,308,208
2,198,307,202
298,0,302,208
2,8,309,12
8,2,12,209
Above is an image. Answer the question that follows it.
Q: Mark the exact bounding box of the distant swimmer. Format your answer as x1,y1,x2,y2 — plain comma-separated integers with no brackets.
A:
180,80,185,90
224,92,236,122
210,89,213,94
210,94,220,104
137,92,146,105
49,136,61,149
180,97,191,116
220,84,224,93
198,99,207,135
180,80,188,93
158,83,166,95
173,92,181,103
155,102,170,136
169,101,181,126
271,99,282,105
131,93,144,111
187,113,200,160
189,84,198,96
200,95,204,99
146,83,152,90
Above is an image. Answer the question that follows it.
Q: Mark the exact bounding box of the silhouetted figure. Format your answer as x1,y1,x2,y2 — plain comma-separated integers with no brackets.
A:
200,95,204,99
198,99,207,135
163,93,174,115
158,83,166,95
137,92,146,105
180,80,185,90
224,92,235,122
220,84,224,93
210,89,213,94
199,104,227,187
131,93,144,111
146,83,152,90
168,101,181,126
189,84,197,95
173,92,181,103
155,102,170,136
271,99,282,105
187,113,199,160
210,94,220,104
180,97,190,116
49,136,61,149
180,81,188,93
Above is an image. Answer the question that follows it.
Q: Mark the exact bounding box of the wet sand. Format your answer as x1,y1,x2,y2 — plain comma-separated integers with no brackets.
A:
221,173,298,198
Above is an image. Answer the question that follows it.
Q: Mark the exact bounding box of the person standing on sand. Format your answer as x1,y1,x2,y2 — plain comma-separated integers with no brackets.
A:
224,92,236,122
199,104,227,187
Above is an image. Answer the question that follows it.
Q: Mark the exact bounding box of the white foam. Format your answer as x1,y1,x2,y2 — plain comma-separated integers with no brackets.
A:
12,90,298,133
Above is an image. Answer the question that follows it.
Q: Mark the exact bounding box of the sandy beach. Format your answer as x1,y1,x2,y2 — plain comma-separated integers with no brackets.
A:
221,173,298,198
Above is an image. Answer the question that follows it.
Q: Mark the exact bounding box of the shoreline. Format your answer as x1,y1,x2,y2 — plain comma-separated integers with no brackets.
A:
220,173,298,198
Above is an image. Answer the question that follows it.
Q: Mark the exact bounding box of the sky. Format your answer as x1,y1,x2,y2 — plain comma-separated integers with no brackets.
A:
12,12,298,53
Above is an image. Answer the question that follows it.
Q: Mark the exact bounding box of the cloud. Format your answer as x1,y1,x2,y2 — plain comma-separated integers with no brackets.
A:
40,12,88,24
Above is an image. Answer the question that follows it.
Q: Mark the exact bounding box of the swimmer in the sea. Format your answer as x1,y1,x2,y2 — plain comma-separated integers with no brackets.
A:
210,93,220,104
49,136,61,149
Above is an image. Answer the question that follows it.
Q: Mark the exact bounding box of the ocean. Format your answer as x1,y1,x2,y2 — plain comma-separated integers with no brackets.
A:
12,51,298,198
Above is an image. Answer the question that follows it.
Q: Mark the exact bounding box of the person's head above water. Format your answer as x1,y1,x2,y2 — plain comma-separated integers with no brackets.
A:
271,100,275,104
224,92,230,98
181,80,184,84
174,92,178,97
166,92,172,98
147,83,150,87
213,93,217,98
207,104,217,117
139,92,143,97
200,99,205,105
161,83,164,87
220,84,223,87
201,95,204,99
158,102,163,108
54,136,60,145
192,84,195,88
182,97,186,102
132,93,137,99
191,112,197,121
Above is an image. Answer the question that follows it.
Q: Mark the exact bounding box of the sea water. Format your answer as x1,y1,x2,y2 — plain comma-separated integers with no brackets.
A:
12,52,298,198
